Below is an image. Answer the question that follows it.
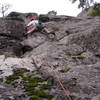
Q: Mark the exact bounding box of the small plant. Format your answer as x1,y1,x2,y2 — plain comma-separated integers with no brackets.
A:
87,8,99,16
88,4,100,16
72,56,85,60
77,56,85,59
59,68,71,73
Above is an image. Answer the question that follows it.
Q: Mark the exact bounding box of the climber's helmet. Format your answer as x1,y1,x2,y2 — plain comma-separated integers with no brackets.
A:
30,17,37,21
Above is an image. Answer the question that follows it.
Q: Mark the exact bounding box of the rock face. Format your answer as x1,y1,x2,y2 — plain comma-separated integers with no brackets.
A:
0,12,100,100
24,15,100,100
77,8,89,17
0,17,25,57
7,12,38,24
0,18,25,38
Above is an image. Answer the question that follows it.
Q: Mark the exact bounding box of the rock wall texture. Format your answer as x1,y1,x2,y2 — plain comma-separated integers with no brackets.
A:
0,17,25,56
0,12,100,100
24,15,100,100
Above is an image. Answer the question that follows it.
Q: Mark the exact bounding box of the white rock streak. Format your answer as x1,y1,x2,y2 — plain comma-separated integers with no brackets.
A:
0,55,35,77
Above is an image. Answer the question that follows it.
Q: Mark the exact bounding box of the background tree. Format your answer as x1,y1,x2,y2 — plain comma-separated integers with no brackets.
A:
47,10,57,16
70,0,95,10
0,3,11,17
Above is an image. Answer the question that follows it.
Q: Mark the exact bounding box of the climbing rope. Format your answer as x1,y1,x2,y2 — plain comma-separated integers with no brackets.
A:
50,65,72,100
33,52,72,100
43,57,72,100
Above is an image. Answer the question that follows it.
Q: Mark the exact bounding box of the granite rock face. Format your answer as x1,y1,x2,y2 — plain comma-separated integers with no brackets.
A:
0,12,100,99
0,18,25,39
0,17,25,56
24,15,100,100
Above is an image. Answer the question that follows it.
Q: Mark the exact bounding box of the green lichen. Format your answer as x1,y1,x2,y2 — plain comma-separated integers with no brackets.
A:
24,82,39,88
6,74,19,84
72,56,85,60
30,96,41,100
24,76,54,99
27,89,53,99
5,68,30,84
40,84,51,89
59,68,71,73
34,90,52,98
23,76,45,91
13,68,30,77
77,56,85,59
5,68,54,100
29,76,44,83
24,77,53,99
23,75,31,81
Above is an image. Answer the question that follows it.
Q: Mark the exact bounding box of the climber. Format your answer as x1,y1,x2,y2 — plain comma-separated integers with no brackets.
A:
25,17,55,37
26,17,39,34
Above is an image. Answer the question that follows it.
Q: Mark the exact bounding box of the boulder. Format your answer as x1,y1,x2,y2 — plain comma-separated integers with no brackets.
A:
0,18,25,39
0,18,25,56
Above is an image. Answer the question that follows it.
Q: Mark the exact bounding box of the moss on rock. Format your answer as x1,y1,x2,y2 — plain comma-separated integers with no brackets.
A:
59,67,71,73
30,96,41,100
5,68,54,100
5,68,30,84
72,56,85,60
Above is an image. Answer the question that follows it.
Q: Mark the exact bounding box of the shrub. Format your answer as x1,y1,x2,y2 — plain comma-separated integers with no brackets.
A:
88,4,100,16
87,8,100,16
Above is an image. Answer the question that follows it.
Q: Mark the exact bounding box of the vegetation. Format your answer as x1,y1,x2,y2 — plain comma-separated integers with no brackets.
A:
5,68,54,100
87,3,100,16
23,75,54,100
30,96,41,100
59,67,71,73
6,68,29,84
0,3,11,17
72,56,85,60
47,10,57,15
70,0,95,9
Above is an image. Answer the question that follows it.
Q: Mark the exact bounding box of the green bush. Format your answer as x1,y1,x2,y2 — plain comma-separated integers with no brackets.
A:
88,5,100,16
87,9,100,16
